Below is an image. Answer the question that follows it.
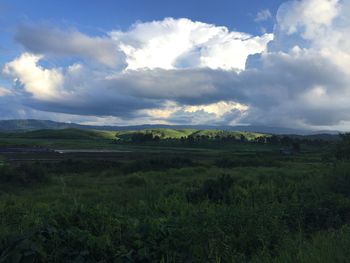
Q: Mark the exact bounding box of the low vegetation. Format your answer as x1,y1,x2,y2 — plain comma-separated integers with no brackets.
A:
0,128,348,262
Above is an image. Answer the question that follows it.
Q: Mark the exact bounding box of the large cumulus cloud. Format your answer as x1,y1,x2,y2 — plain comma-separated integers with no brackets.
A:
3,0,350,129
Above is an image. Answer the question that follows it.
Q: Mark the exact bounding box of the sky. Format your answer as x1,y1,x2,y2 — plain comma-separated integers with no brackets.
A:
0,0,349,130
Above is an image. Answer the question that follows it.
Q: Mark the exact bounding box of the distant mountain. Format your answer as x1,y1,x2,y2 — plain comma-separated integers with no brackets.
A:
0,119,341,135
228,125,340,136
0,119,83,131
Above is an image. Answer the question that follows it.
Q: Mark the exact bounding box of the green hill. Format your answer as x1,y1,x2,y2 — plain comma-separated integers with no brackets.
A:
0,127,270,143
115,128,268,141
115,129,197,140
190,130,267,141
0,129,116,140
0,119,80,131
0,119,341,136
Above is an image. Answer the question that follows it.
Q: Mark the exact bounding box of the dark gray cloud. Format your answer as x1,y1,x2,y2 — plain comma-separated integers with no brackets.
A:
15,24,125,67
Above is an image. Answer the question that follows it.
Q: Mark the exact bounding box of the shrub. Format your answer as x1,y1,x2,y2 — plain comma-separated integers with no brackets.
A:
0,164,49,185
215,156,279,168
335,133,350,160
186,174,235,203
124,175,147,187
329,163,350,196
122,157,194,174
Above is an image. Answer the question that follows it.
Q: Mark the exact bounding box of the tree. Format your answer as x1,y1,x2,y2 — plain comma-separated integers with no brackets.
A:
292,142,301,153
335,133,350,160
240,134,246,142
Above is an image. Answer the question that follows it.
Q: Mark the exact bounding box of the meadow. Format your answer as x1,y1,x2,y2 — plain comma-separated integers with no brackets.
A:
0,128,349,262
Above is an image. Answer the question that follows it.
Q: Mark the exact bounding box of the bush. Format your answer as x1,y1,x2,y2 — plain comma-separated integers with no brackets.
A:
335,133,350,160
329,163,350,196
42,159,121,174
187,174,235,203
124,175,147,187
215,156,280,168
0,164,49,185
122,157,194,174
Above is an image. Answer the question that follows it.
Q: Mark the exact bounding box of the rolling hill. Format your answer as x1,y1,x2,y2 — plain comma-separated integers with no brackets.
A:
0,128,268,142
0,129,116,140
0,119,341,135
115,129,197,140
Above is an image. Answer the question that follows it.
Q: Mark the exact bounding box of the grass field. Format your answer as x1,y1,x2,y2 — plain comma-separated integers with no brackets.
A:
0,128,348,262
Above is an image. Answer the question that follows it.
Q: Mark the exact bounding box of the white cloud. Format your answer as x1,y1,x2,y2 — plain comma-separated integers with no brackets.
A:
3,53,65,100
143,101,248,125
275,0,350,71
277,0,339,39
183,101,248,117
16,18,272,72
0,87,11,96
111,18,273,71
255,9,272,22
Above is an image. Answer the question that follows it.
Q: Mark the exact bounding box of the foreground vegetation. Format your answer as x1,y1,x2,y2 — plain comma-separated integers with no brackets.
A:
0,128,348,262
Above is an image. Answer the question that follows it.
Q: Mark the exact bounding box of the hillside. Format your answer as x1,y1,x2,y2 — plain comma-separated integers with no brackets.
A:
0,127,342,144
0,129,116,140
0,119,340,135
0,128,269,142
115,129,197,140
190,130,267,140
114,129,269,142
0,119,81,131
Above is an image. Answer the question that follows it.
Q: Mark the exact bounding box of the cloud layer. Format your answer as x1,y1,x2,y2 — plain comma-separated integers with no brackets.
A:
2,0,350,130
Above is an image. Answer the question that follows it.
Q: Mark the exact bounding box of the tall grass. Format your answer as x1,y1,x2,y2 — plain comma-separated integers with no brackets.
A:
1,148,350,262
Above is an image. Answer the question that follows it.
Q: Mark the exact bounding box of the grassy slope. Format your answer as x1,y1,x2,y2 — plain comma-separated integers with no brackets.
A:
0,129,116,140
0,128,274,152
191,130,268,140
0,129,118,149
115,128,197,140
22,129,117,140
115,128,268,141
0,128,268,141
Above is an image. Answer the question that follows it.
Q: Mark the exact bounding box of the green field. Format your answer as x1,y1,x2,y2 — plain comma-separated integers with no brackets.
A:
0,128,349,262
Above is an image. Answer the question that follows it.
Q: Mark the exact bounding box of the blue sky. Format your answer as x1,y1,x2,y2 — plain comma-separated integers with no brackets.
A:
1,0,350,130
1,0,282,33
0,0,282,63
